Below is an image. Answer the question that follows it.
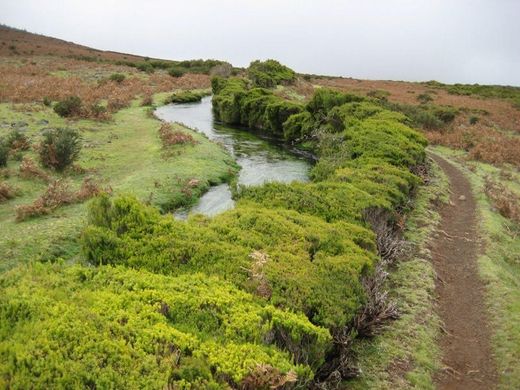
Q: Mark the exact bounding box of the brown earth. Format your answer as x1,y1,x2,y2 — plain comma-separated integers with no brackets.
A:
429,153,497,390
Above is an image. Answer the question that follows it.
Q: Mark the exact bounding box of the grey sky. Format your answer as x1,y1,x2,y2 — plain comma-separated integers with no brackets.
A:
2,0,520,85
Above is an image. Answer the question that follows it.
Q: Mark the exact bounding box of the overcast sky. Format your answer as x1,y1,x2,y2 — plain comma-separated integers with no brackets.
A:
2,0,519,85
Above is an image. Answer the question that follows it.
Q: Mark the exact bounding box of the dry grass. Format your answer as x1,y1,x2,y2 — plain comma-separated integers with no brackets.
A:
426,117,520,166
484,177,520,224
15,177,105,221
0,61,210,119
18,156,50,181
158,123,198,147
0,182,17,203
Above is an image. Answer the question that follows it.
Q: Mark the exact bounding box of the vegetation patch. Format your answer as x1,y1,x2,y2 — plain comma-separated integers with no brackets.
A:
164,90,209,104
248,59,297,88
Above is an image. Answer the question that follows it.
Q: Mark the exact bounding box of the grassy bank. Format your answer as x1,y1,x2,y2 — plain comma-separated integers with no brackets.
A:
0,98,237,271
348,154,448,389
430,146,520,389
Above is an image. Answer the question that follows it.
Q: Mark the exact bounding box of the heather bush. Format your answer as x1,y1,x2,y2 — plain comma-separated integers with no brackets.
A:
53,96,82,117
39,128,81,171
168,66,185,78
109,73,125,83
164,90,207,104
5,129,30,150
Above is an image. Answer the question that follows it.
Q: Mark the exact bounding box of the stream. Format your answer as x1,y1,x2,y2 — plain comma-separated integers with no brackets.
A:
155,96,310,217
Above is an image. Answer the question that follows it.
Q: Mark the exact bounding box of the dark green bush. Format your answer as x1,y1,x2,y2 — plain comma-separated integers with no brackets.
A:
136,62,154,73
39,128,82,171
42,96,52,106
164,90,207,104
109,73,125,83
247,59,296,88
306,88,364,117
53,96,82,118
0,139,8,167
5,129,30,151
168,67,185,78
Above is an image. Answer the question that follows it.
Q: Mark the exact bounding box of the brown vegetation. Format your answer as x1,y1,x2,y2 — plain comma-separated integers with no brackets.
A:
15,177,105,221
158,123,198,147
484,177,520,224
0,182,17,202
18,156,50,181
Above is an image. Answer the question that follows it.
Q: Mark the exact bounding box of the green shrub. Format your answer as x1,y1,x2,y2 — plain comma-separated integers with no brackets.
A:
417,93,433,104
0,140,8,167
53,96,82,117
5,129,30,151
42,96,52,106
168,66,185,78
165,91,207,104
82,195,376,329
248,59,296,88
109,73,125,83
39,128,82,171
306,88,364,117
136,62,154,73
0,263,327,388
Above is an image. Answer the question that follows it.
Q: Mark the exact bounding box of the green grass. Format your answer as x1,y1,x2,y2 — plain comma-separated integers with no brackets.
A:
0,99,237,272
348,153,448,389
431,146,520,389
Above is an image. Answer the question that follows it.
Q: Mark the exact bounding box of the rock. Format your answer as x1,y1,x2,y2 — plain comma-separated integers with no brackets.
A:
458,195,466,201
11,121,28,128
37,119,49,125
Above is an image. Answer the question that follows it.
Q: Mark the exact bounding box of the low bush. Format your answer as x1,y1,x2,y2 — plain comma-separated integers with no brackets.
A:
484,177,520,224
136,62,154,73
38,128,81,171
0,263,328,388
109,73,125,83
0,140,8,167
248,59,296,88
164,90,207,104
18,156,49,181
158,123,198,147
0,181,17,202
168,67,185,78
5,129,30,151
15,177,103,221
53,96,82,117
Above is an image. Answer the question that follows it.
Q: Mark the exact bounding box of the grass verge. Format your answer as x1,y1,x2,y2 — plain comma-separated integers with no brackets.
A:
348,153,449,389
0,99,237,272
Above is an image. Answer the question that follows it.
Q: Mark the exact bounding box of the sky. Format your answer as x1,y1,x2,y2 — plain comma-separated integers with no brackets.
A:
2,0,520,86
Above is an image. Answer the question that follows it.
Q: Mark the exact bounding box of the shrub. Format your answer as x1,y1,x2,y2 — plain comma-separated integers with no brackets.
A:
0,140,8,167
417,93,433,104
109,73,126,83
0,181,17,202
248,59,296,88
136,62,154,73
158,123,198,147
38,128,82,171
42,96,52,106
53,96,82,117
469,115,479,125
5,129,30,151
0,263,326,388
164,90,206,104
168,67,185,78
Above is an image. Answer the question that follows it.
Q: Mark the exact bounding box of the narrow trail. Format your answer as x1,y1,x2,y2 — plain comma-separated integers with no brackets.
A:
429,153,497,390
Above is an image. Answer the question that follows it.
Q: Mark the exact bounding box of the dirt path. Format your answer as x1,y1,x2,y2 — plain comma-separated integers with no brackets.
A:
429,153,497,390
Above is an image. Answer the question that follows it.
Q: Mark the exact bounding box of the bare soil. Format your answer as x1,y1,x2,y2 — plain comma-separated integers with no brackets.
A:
429,153,497,390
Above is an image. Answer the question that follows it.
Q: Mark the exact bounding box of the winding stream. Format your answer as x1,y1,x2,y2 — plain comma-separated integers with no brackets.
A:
155,96,310,217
